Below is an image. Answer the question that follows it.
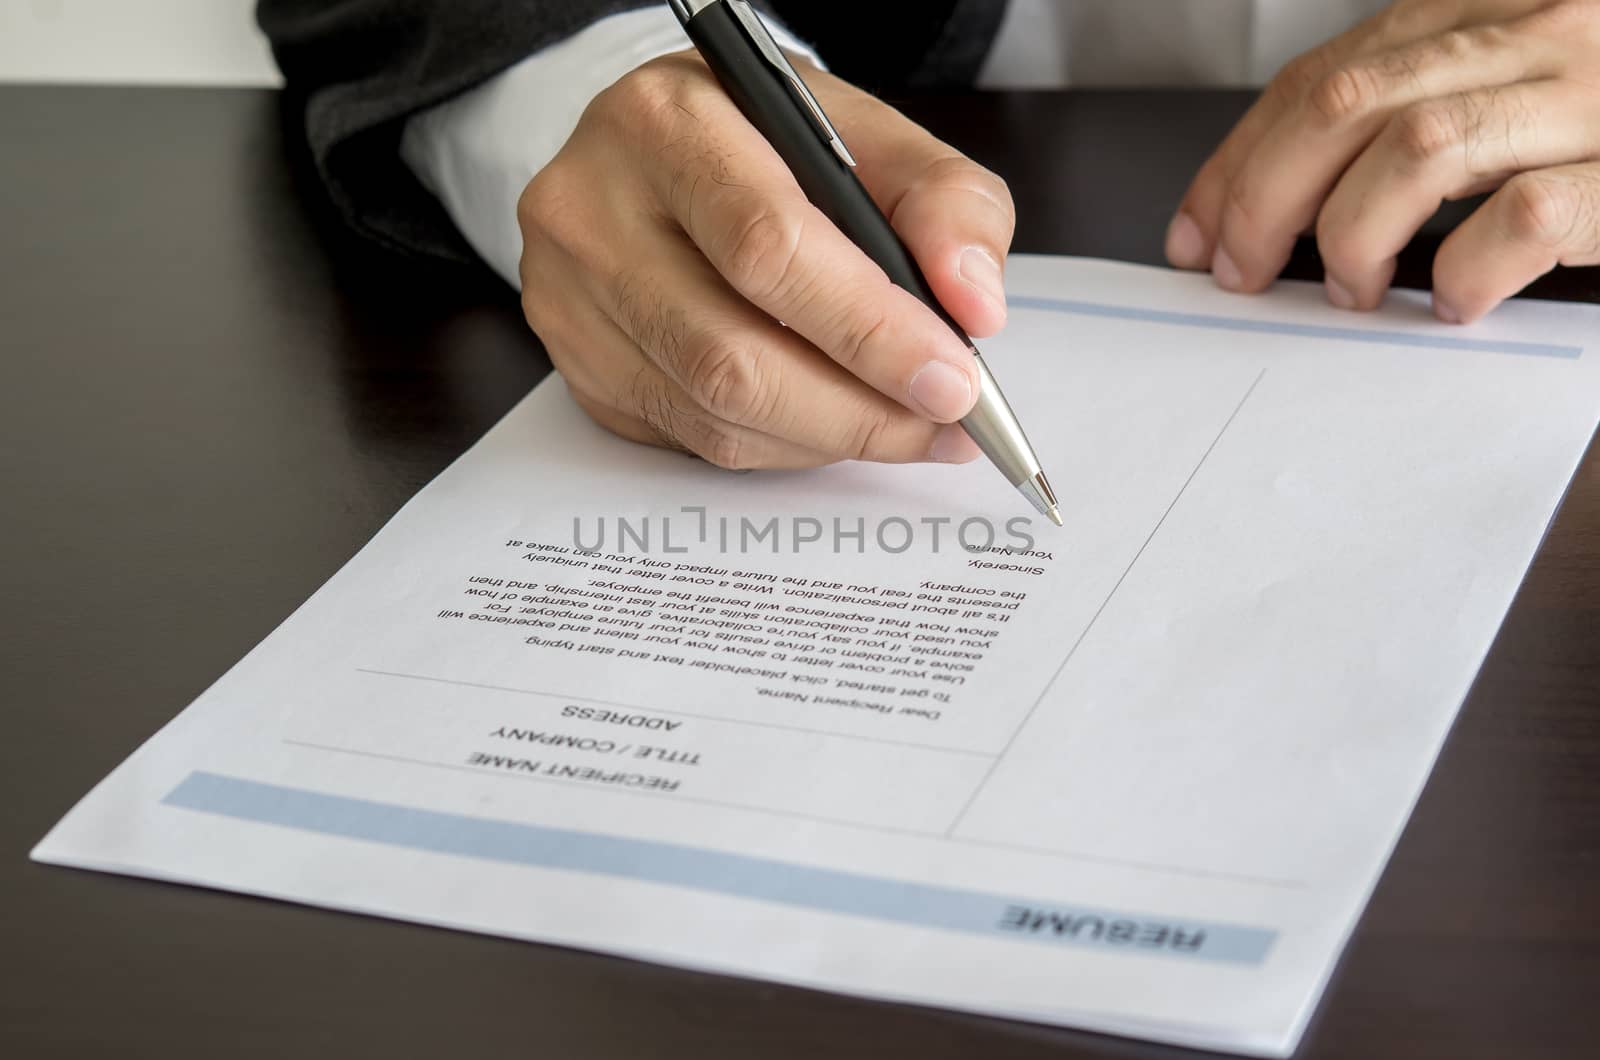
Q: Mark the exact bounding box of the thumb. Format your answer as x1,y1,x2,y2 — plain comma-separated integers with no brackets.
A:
814,74,1016,339
883,153,1015,339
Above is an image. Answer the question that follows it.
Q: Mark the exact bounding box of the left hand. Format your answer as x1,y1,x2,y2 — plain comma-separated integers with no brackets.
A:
1166,0,1600,323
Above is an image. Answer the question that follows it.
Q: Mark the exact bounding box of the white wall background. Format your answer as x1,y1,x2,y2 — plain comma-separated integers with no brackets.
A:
0,0,281,85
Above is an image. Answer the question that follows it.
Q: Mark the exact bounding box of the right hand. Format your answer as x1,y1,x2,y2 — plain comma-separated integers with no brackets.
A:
517,50,1016,469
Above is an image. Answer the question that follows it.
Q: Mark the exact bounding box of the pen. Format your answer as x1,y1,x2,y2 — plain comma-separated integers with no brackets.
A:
668,0,1063,527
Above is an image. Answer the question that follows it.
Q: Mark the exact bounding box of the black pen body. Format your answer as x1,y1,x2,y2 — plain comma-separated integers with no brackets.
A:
681,2,970,342
675,0,1060,523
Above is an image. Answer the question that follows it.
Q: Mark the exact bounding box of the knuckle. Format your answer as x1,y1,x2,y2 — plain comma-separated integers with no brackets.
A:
1390,102,1460,167
828,307,892,370
684,332,767,423
663,141,722,227
1502,173,1579,247
1271,48,1332,104
517,165,594,262
1314,214,1364,276
1378,0,1452,39
921,154,1015,216
922,153,978,184
698,421,751,471
1221,171,1267,239
517,167,568,233
1431,28,1474,64
600,59,689,129
721,203,805,300
844,410,896,462
593,55,719,160
976,167,1016,218
1307,64,1383,128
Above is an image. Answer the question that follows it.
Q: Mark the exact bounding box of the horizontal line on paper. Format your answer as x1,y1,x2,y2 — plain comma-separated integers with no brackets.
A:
1012,295,1583,359
355,667,998,759
281,738,953,841
280,738,1308,891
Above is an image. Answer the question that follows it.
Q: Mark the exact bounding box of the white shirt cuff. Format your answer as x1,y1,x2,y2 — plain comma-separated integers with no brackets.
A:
400,5,821,288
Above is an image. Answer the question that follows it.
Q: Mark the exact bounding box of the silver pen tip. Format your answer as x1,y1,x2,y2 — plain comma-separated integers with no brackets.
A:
1015,471,1063,526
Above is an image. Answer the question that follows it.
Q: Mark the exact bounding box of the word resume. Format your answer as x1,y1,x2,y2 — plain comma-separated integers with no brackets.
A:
35,258,1600,1055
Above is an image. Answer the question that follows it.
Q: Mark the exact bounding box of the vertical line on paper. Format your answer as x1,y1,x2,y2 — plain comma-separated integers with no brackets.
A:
943,367,1269,838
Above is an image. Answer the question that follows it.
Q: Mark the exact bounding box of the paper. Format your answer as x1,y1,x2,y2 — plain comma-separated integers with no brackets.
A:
34,257,1600,1056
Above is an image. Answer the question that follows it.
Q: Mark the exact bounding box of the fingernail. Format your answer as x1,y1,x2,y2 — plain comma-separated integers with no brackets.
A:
1325,274,1356,310
928,424,981,463
1433,298,1461,324
960,247,1007,316
1165,212,1206,269
1211,245,1243,291
909,360,975,421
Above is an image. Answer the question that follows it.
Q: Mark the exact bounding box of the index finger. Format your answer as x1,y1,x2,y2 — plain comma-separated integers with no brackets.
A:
640,74,981,425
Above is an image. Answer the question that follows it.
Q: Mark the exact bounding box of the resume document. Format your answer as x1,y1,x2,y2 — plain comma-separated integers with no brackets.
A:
34,258,1600,1056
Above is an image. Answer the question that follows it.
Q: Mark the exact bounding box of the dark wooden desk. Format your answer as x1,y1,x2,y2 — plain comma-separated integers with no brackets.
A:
1,86,1595,1060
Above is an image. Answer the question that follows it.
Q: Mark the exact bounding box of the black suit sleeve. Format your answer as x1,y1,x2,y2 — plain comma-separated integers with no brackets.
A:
257,0,660,261
257,0,1003,265
776,0,1000,92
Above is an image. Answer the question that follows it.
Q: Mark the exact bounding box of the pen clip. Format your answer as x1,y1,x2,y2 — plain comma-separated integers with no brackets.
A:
725,0,858,168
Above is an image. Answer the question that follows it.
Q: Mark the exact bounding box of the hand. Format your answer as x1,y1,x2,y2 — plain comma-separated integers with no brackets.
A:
1166,0,1600,323
517,51,1015,469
